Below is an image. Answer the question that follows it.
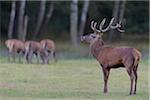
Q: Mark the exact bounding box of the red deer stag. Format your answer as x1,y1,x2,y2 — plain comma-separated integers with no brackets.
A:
5,39,25,63
81,18,141,95
24,41,49,64
40,39,57,63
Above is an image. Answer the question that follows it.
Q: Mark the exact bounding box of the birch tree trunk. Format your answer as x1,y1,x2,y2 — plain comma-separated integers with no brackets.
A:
70,0,78,47
8,1,16,39
40,1,54,35
119,1,126,22
119,1,126,38
22,15,28,41
108,1,120,42
33,0,46,40
79,0,89,38
17,0,26,40
108,0,126,42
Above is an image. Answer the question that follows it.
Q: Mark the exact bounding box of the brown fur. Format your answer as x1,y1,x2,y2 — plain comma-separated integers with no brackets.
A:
40,39,55,51
5,39,25,63
24,41,49,64
91,39,141,69
40,39,57,62
81,34,141,95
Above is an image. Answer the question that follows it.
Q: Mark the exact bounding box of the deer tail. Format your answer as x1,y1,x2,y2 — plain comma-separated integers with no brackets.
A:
133,50,141,67
9,42,14,52
43,42,48,50
25,42,32,56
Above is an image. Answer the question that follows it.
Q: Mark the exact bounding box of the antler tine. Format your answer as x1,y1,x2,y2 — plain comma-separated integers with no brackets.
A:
117,20,125,32
110,20,121,29
99,18,106,31
117,28,125,32
110,20,125,32
91,20,100,33
93,21,97,30
90,20,95,31
99,18,114,32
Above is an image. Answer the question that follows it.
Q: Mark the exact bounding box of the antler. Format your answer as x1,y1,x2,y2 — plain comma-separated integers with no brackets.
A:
99,18,115,32
90,18,125,33
90,20,100,33
110,20,125,32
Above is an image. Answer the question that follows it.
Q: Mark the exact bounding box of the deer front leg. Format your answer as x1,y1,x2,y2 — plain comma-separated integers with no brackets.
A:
102,67,110,93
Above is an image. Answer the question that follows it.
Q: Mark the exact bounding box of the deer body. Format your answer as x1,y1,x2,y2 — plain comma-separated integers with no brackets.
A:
5,39,25,63
81,18,141,95
91,40,141,69
25,41,49,64
40,39,57,62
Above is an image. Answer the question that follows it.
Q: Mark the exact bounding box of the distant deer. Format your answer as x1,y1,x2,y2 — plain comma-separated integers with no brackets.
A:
5,39,25,63
40,39,57,63
24,41,49,64
81,18,141,95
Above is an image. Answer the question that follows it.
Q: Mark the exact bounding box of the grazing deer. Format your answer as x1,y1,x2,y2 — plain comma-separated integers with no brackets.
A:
81,18,141,95
24,41,49,64
5,39,25,63
40,39,57,63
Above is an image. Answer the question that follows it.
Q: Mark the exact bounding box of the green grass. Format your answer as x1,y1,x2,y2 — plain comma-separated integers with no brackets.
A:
0,59,149,100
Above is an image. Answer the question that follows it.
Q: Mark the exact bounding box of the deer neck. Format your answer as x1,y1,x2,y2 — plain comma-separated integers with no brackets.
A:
90,39,104,59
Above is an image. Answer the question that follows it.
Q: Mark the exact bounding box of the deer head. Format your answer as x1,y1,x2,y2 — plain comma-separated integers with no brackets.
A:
81,18,125,43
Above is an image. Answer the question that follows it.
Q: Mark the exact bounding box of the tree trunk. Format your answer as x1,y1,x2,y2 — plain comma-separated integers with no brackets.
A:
79,0,89,39
40,1,54,35
108,1,120,42
33,0,46,40
119,1,126,21
22,15,28,41
17,0,26,40
108,1,126,42
70,0,78,47
8,1,16,39
119,1,126,38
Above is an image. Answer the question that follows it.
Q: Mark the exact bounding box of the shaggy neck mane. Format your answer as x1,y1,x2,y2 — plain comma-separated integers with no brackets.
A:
90,38,104,59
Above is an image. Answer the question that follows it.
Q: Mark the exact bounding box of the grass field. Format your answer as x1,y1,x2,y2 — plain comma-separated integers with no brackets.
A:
0,58,149,100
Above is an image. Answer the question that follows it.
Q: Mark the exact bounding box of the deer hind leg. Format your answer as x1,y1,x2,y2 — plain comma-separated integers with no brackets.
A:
26,51,33,64
18,51,22,63
102,67,110,93
53,51,57,62
12,52,16,63
133,64,138,94
36,52,41,64
126,68,134,95
50,50,53,60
